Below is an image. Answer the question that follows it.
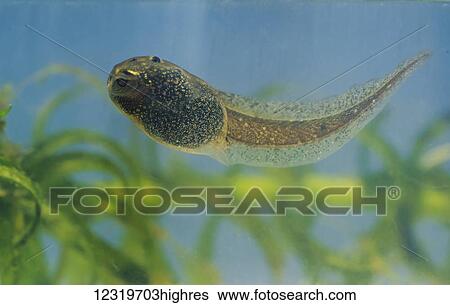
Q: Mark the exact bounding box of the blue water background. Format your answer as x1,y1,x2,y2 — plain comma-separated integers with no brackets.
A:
1,1,449,283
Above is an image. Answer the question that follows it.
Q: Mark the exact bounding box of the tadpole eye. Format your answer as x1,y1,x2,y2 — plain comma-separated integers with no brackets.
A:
151,56,161,63
116,78,128,87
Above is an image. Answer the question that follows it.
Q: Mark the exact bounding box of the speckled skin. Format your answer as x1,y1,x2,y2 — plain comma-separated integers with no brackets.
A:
108,53,429,167
108,56,225,152
226,52,426,147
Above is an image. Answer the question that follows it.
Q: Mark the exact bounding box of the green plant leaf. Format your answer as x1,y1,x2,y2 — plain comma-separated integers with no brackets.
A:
25,64,105,97
0,159,42,248
0,104,11,119
233,217,285,282
196,217,222,261
30,151,129,185
25,129,142,182
411,114,450,163
32,84,87,142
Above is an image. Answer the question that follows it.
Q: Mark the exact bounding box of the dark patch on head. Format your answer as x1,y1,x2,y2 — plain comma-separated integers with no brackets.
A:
116,78,128,87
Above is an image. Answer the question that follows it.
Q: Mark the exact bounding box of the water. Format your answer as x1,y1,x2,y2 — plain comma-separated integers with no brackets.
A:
0,0,449,284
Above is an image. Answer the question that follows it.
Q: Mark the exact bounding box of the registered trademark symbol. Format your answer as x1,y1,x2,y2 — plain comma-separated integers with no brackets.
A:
387,186,401,200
